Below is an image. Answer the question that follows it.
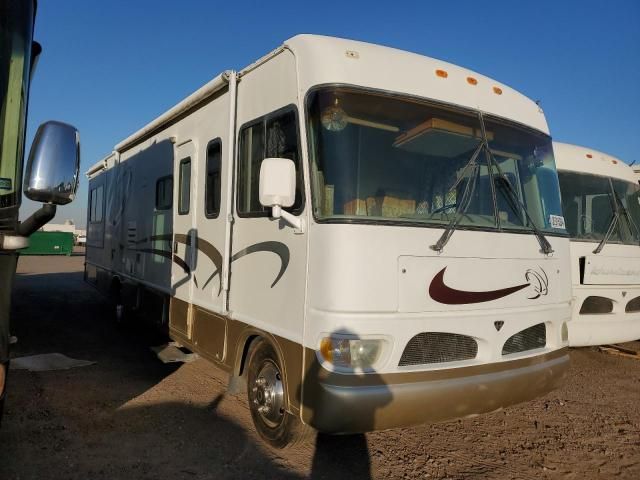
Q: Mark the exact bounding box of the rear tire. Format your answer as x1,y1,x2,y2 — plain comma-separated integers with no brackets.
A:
246,339,310,448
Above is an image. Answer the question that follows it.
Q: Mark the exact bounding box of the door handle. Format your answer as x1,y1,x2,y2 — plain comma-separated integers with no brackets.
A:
174,240,178,253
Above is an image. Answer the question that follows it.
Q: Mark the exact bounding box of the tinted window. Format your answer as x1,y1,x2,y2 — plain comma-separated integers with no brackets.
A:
155,176,173,210
205,141,222,218
238,108,302,216
178,157,191,215
89,185,103,223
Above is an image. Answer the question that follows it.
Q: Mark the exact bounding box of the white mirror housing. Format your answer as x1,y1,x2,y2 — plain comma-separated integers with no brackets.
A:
258,158,304,233
259,158,296,208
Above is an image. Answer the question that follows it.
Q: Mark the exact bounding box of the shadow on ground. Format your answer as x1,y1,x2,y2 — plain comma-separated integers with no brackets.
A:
1,263,377,480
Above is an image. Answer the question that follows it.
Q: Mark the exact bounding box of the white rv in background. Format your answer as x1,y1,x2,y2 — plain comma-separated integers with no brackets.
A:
85,35,571,447
555,142,640,346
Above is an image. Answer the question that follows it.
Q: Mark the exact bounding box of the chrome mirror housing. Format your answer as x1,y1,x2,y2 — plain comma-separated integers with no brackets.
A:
23,121,80,205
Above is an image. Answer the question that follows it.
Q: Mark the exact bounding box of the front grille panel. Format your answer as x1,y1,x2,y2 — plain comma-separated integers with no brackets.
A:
399,332,478,366
502,323,546,355
626,296,640,313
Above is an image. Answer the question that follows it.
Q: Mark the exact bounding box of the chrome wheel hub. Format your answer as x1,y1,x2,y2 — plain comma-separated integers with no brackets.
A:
251,361,284,425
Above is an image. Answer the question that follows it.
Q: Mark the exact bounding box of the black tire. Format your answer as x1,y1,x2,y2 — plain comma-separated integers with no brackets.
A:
246,339,310,448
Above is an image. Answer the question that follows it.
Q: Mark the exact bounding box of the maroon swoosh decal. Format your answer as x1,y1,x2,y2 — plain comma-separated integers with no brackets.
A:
429,267,529,305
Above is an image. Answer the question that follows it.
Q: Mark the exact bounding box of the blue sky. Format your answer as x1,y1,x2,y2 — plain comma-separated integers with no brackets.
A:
22,0,640,227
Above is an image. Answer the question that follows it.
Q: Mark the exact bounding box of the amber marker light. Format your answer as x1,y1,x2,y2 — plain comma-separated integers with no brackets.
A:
320,337,334,363
467,77,478,85
435,69,448,78
586,154,593,158
493,86,503,95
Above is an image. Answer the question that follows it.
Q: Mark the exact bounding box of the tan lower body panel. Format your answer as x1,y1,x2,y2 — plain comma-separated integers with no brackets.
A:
169,297,189,337
301,347,569,434
168,298,568,434
0,363,5,396
168,298,303,414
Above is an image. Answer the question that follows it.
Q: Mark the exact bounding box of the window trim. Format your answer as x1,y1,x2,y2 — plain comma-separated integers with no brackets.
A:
235,104,305,219
178,157,191,216
204,138,222,219
303,83,568,238
155,175,173,211
557,169,639,244
89,184,104,224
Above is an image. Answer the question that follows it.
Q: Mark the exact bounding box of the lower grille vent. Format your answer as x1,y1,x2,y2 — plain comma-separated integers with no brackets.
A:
625,296,640,313
399,332,478,366
580,296,613,314
502,323,546,356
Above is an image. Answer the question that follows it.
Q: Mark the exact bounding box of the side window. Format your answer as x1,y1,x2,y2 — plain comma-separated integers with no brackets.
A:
238,122,264,214
89,185,104,223
178,157,191,215
155,176,173,210
237,108,302,216
205,140,222,218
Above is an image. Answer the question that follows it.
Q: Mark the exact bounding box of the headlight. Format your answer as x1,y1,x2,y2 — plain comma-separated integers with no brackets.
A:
319,337,383,369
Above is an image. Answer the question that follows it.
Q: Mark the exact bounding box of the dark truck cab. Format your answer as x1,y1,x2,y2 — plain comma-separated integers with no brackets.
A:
0,0,80,424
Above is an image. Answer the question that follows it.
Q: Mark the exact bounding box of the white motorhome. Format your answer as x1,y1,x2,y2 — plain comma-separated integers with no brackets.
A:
555,142,640,346
85,35,571,447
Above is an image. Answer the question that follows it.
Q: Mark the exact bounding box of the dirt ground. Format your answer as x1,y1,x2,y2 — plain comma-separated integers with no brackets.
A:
0,253,639,480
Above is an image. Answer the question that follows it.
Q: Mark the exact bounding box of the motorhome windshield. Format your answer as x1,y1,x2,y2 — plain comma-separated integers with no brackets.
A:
307,87,565,235
558,171,640,246
0,0,34,209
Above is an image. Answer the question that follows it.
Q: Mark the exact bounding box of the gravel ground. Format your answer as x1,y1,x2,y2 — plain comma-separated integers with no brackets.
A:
0,253,639,479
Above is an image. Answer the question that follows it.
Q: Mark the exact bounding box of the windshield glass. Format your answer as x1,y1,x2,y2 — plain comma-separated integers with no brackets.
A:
0,0,34,209
559,171,640,245
307,87,566,234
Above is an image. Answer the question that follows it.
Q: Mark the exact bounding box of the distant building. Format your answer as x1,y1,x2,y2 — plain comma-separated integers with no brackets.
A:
41,220,86,237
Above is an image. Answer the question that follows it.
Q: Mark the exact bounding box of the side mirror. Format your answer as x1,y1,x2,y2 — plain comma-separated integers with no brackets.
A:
24,121,80,205
259,157,296,208
259,158,304,233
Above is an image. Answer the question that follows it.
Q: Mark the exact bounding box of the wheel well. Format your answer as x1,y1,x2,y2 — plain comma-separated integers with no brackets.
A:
109,277,122,301
237,334,261,377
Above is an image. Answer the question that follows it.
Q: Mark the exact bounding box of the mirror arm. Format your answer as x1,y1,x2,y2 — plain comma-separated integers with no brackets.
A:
272,205,305,234
18,203,57,237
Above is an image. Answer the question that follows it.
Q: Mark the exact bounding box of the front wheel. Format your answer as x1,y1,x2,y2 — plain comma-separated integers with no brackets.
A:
247,339,310,448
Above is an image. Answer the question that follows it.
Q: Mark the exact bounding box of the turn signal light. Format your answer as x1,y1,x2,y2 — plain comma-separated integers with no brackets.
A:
319,337,384,369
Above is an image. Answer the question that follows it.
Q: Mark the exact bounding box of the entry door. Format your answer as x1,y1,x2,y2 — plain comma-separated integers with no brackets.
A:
229,106,308,342
171,140,197,336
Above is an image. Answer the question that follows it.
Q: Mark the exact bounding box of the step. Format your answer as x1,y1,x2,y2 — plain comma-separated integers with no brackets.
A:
151,342,199,364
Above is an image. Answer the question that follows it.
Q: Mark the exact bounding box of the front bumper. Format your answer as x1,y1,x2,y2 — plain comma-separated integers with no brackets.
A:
301,348,569,433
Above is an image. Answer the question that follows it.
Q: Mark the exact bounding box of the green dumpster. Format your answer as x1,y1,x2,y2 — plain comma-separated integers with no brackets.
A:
20,231,74,256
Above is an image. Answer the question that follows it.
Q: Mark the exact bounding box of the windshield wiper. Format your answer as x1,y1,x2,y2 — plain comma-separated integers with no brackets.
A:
593,211,619,254
430,142,483,252
483,142,554,255
593,192,640,254
613,191,640,242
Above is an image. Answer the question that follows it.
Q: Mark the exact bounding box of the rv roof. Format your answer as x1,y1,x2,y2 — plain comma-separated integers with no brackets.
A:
283,35,548,133
553,141,635,183
95,34,550,169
